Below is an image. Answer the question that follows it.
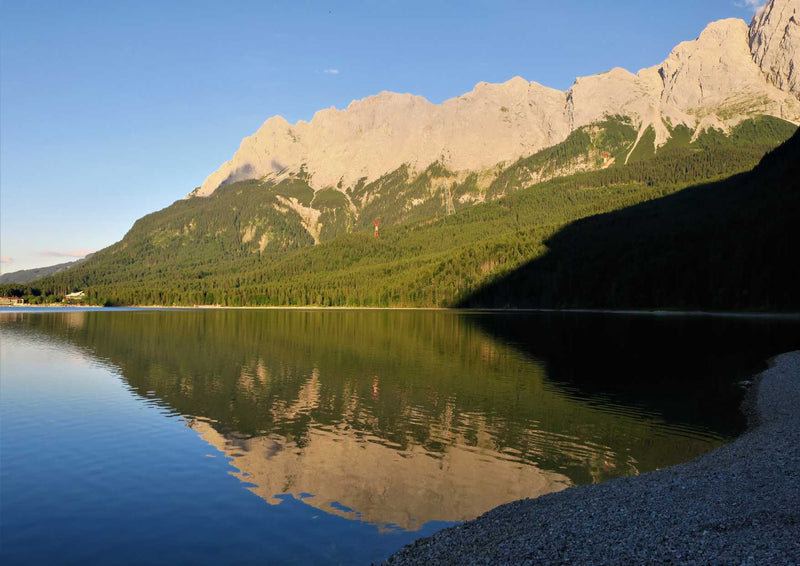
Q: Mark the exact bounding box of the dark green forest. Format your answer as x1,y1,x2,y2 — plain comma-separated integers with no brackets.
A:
7,115,797,309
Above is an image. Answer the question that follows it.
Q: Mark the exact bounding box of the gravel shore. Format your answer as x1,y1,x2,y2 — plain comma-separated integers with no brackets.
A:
384,351,800,565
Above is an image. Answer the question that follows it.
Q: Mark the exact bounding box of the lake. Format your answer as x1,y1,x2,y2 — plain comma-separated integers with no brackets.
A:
2,308,799,564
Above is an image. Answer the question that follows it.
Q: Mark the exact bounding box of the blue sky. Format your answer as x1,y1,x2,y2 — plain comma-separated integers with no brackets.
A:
1,0,764,273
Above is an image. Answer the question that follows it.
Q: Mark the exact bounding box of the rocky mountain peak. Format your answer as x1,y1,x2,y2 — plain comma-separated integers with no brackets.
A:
657,18,764,111
750,0,800,98
193,8,800,198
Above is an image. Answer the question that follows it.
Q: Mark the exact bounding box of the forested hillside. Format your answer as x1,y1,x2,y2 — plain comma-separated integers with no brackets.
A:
9,116,796,309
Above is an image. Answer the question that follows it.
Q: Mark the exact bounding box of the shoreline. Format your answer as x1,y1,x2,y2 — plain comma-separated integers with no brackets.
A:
1,304,799,320
384,350,800,564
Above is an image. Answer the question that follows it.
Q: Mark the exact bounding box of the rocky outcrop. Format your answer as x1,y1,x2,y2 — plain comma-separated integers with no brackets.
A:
750,0,800,99
194,80,571,197
194,2,800,198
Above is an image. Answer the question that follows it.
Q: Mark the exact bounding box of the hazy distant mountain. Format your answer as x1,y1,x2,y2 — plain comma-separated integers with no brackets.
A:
0,259,84,284
195,0,799,200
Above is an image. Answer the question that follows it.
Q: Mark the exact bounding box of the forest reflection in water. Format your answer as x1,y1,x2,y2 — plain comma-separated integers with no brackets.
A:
4,308,796,532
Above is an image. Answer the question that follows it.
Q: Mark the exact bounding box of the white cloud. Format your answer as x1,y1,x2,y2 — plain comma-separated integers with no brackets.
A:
736,0,766,13
323,68,340,75
0,256,12,263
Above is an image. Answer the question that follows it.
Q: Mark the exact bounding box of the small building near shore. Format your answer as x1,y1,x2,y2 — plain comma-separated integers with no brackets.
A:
0,296,25,306
65,291,86,302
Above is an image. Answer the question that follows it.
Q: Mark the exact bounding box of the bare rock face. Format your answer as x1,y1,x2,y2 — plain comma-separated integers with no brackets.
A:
195,9,800,198
750,0,800,99
194,80,570,197
655,19,789,114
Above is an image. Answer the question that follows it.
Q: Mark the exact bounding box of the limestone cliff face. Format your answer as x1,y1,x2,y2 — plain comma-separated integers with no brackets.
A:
750,0,800,99
194,2,800,198
194,80,570,197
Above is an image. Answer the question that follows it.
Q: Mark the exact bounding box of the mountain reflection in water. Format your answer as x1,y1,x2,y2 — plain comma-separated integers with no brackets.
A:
5,309,795,531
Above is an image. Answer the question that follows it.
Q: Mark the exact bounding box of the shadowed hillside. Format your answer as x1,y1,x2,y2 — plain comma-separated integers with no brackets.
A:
458,129,800,311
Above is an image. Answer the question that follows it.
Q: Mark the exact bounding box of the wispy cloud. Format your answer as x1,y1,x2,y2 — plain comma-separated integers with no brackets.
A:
323,68,340,75
0,256,12,263
39,248,96,258
736,0,766,13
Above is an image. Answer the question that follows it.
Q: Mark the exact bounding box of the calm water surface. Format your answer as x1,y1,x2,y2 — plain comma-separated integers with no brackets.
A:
2,309,798,564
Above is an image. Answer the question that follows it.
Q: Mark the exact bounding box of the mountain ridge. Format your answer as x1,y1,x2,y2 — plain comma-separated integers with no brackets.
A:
17,120,794,307
7,0,799,309
194,1,800,199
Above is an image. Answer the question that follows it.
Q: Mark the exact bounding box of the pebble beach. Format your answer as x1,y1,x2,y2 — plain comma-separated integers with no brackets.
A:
385,351,800,565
